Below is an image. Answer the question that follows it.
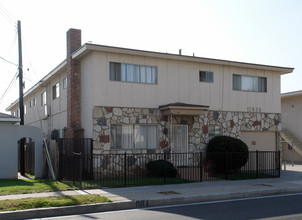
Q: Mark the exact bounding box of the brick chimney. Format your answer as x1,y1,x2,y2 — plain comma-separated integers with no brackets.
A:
66,28,84,138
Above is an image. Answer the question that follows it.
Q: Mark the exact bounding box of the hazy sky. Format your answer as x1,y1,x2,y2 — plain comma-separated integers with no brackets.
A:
0,0,301,113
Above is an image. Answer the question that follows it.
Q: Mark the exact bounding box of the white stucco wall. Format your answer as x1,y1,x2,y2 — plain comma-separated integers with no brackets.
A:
282,142,302,163
0,122,43,179
240,131,277,151
80,51,282,138
10,69,67,139
281,94,302,140
8,51,283,140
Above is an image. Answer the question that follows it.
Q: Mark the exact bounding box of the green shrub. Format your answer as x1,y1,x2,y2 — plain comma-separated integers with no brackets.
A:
206,136,249,173
146,160,177,178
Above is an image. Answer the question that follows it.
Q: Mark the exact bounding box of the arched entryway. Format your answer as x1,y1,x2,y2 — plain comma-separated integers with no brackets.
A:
0,122,43,179
18,137,35,178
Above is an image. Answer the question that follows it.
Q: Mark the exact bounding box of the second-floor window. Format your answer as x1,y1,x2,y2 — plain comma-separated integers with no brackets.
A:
63,77,67,89
199,71,214,83
41,91,47,106
30,97,36,107
53,83,60,99
110,62,157,84
233,74,267,92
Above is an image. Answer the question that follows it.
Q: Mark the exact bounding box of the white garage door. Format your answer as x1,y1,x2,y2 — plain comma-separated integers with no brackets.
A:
240,131,277,151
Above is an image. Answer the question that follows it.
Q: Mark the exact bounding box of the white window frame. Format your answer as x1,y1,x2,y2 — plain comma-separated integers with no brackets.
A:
33,97,36,106
110,124,157,149
233,74,267,92
110,62,158,84
199,71,214,83
41,91,47,106
29,97,36,108
208,125,223,138
63,77,67,89
53,83,60,99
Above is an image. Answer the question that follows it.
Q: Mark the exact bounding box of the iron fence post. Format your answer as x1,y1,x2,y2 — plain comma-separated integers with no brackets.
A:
73,152,82,189
124,152,127,186
225,151,228,180
256,150,259,178
164,151,167,184
200,152,203,182
90,138,93,178
58,139,63,180
79,153,83,190
73,152,76,185
278,151,281,177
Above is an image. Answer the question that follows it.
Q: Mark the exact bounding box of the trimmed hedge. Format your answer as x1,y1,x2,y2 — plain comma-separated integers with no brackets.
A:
206,136,249,172
146,160,177,178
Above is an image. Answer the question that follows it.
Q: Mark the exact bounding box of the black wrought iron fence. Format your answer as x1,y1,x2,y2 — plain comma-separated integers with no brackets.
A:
58,138,93,181
60,150,280,189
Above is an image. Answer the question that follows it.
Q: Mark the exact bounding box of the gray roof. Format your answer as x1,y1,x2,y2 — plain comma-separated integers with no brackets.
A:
0,112,20,122
281,90,302,98
7,41,295,111
159,102,209,109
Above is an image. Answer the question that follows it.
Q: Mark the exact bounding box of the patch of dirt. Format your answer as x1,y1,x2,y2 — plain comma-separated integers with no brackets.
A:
157,191,181,195
251,183,273,187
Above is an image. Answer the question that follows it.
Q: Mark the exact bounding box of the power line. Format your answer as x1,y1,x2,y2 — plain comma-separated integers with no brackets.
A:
23,37,41,81
0,2,16,26
25,59,40,81
23,74,35,83
0,70,18,105
0,56,18,66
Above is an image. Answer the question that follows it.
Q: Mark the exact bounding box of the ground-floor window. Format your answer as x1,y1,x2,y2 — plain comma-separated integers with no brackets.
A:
110,124,157,149
208,125,222,138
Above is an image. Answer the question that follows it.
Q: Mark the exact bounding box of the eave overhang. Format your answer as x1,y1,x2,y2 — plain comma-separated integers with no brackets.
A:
159,103,209,116
281,90,302,99
72,43,294,75
6,60,67,111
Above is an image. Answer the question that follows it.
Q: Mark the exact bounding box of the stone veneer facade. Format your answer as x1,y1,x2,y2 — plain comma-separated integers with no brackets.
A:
93,106,282,154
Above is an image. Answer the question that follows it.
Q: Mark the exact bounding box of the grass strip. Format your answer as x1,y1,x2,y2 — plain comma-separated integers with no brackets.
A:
0,194,111,211
0,179,78,196
0,177,194,195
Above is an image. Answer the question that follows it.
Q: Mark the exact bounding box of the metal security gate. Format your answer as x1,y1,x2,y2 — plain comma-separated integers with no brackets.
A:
58,138,93,180
171,125,188,166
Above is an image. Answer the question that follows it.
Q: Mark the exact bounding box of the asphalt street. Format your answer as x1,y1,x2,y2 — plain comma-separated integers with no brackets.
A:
33,193,302,220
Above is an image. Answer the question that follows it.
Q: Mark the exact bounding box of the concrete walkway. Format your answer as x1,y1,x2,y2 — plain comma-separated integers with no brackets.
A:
1,164,302,219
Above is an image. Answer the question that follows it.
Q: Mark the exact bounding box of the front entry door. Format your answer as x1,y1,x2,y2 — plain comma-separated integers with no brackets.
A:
171,125,188,166
172,125,188,153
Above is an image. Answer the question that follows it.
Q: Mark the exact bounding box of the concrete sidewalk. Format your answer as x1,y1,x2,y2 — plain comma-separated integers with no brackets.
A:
1,165,302,219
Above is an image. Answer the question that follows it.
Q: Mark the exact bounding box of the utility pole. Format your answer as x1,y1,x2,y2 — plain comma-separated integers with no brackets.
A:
18,20,24,125
18,20,25,175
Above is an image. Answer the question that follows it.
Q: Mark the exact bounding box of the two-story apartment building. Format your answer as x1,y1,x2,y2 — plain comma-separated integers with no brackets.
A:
7,29,294,155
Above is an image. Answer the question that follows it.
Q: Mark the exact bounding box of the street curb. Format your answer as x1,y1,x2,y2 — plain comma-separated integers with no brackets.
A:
1,186,302,220
0,201,136,220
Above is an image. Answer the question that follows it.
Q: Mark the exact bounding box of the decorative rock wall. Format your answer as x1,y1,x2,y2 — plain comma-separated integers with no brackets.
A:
187,111,281,153
92,106,168,154
93,106,281,154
